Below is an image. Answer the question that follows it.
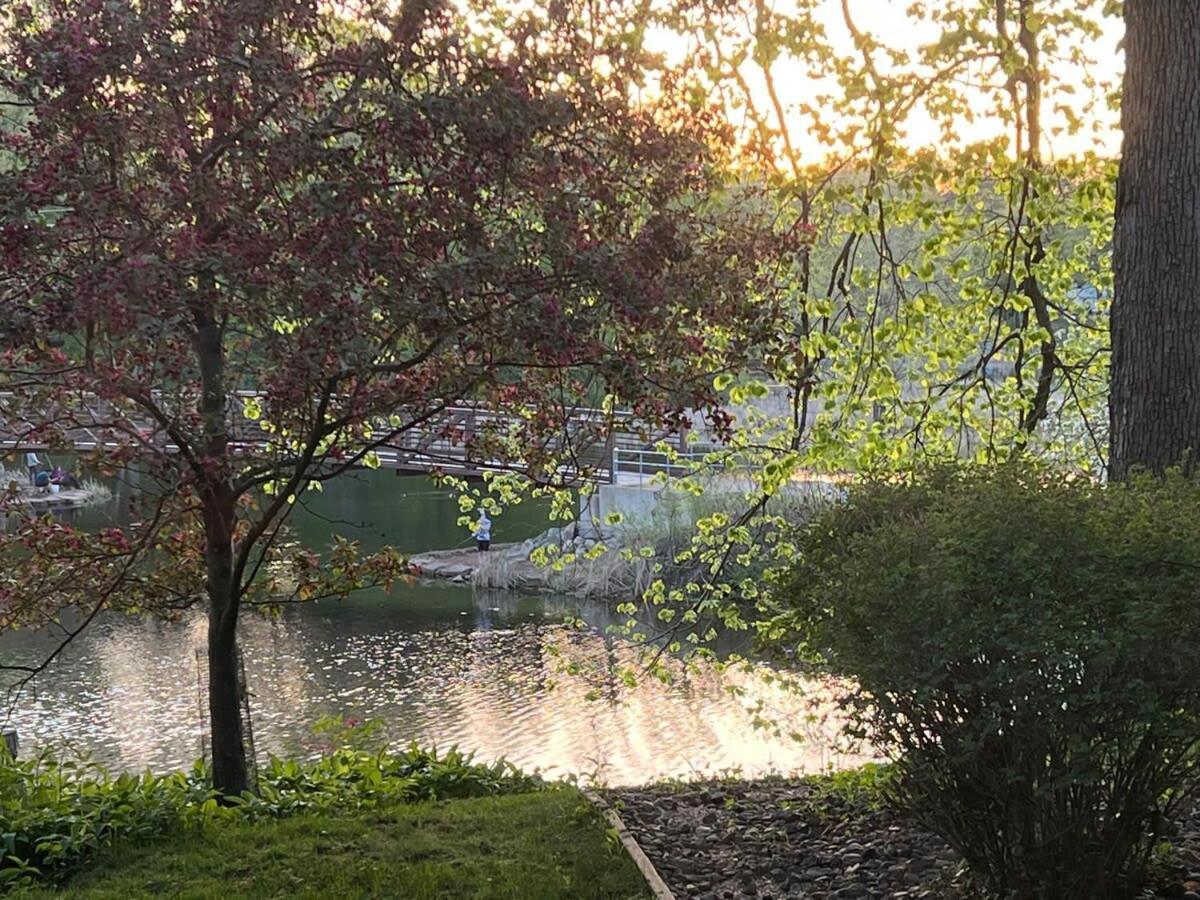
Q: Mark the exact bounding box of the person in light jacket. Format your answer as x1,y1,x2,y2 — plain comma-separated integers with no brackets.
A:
25,451,40,486
473,512,492,562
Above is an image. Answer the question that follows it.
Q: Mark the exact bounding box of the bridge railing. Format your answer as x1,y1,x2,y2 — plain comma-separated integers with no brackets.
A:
611,446,721,485
0,391,700,485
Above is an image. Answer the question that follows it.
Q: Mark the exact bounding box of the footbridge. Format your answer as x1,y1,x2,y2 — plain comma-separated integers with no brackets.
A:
0,392,696,485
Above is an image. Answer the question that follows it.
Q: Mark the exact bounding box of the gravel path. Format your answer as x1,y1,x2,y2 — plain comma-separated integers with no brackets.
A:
606,780,1200,899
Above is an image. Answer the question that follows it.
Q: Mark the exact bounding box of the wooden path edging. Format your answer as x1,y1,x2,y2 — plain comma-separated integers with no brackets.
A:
584,790,676,900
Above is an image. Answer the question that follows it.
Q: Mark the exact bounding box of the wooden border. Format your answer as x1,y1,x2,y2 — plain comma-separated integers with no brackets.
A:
585,790,676,900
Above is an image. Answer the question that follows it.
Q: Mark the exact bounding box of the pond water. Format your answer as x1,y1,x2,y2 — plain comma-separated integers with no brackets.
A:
0,470,849,785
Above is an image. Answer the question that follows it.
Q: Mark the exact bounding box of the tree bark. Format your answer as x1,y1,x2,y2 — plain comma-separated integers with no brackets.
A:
196,312,250,796
206,523,248,796
1110,2,1200,479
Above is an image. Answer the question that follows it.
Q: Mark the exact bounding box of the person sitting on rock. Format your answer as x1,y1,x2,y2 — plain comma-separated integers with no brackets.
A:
50,466,80,490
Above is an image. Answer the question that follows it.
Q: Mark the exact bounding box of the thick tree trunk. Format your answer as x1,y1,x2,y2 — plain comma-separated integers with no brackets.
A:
1110,2,1200,479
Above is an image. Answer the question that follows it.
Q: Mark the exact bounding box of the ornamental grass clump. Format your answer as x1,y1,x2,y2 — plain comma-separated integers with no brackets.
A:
774,464,1200,900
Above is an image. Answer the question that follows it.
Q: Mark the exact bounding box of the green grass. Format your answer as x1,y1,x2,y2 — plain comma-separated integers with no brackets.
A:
14,790,650,900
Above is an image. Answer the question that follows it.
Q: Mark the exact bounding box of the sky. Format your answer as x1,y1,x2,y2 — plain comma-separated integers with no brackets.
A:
648,0,1124,165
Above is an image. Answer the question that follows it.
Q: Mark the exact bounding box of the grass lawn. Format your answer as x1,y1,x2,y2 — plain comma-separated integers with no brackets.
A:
14,789,650,899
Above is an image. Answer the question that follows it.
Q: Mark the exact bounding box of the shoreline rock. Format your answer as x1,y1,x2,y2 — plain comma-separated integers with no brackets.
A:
408,523,640,596
2,486,96,512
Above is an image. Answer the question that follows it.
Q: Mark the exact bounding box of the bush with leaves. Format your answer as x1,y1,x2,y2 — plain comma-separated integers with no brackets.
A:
0,756,198,889
238,745,541,819
770,464,1200,899
0,742,540,889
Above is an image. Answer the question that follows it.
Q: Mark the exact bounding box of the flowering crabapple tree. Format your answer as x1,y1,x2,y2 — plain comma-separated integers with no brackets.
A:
0,0,783,794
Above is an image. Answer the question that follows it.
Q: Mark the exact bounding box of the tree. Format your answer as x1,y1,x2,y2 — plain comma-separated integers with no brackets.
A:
653,0,1116,477
535,0,1119,669
0,0,780,794
1109,1,1200,479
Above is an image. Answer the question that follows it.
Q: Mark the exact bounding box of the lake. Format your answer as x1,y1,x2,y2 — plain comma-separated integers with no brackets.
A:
0,470,850,785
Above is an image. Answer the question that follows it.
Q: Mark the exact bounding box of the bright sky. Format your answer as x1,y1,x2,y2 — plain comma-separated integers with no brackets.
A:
649,0,1124,165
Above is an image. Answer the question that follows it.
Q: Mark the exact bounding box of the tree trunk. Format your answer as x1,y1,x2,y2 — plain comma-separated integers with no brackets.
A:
206,524,249,796
196,310,249,796
1109,2,1200,479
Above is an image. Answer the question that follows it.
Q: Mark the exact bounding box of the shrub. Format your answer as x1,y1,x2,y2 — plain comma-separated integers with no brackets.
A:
807,762,897,811
773,464,1200,899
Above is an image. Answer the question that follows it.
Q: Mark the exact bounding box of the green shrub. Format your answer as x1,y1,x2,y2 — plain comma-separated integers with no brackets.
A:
0,743,540,889
806,762,896,810
0,756,195,889
237,744,542,817
773,464,1200,899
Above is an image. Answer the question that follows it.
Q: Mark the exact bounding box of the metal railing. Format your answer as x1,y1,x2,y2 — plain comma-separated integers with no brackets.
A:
0,391,683,485
611,446,718,484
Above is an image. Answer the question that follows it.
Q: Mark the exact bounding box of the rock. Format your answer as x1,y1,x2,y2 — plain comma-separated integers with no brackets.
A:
604,782,1200,900
501,540,533,561
834,886,868,899
530,527,561,549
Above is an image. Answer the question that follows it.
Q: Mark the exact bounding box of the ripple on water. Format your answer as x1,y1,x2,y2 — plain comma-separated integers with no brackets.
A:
0,592,866,784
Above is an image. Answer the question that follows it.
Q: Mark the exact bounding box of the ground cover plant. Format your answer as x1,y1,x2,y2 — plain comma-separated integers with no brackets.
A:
0,744,543,891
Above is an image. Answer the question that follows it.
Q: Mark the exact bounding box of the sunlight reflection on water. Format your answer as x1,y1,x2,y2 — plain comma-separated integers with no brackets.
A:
0,587,865,785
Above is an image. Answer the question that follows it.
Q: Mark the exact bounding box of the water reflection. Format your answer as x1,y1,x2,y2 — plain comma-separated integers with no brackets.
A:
0,586,856,785
0,469,860,783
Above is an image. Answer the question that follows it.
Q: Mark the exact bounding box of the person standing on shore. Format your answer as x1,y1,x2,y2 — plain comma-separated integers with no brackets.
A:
24,451,40,486
473,511,492,563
